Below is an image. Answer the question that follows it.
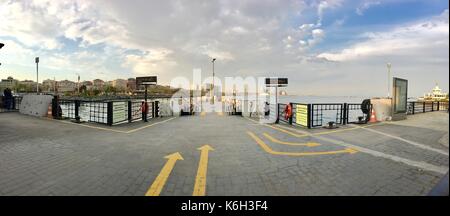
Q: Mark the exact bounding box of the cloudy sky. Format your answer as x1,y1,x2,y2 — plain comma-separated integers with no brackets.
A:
0,0,448,97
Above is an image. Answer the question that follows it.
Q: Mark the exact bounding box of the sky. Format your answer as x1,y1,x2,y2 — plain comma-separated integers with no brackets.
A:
0,0,448,97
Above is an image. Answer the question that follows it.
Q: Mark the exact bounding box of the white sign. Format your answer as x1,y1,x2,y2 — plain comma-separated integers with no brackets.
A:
112,102,127,124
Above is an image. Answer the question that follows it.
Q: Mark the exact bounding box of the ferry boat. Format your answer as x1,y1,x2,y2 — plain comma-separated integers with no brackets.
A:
419,84,448,102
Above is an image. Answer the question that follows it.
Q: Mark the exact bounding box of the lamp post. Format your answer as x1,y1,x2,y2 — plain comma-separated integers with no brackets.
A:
77,74,80,94
0,43,4,67
387,63,392,98
211,58,216,104
35,57,39,94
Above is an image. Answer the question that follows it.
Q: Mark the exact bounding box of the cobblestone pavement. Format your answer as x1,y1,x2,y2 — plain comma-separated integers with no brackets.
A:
0,112,448,196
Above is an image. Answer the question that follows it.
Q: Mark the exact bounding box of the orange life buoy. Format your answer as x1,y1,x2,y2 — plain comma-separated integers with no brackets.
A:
284,104,292,120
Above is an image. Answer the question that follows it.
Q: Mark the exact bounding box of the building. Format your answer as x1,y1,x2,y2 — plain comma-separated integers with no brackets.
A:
93,79,105,89
42,79,56,92
19,80,37,92
57,80,77,93
82,81,93,90
127,78,136,91
0,76,18,90
112,79,127,90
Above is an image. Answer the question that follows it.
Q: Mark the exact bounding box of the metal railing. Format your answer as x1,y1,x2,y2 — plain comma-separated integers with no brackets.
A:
53,97,158,126
279,102,368,128
310,103,344,127
0,96,22,113
407,101,448,115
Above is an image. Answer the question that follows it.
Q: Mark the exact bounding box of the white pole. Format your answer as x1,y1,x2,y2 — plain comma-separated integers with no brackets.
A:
387,63,391,98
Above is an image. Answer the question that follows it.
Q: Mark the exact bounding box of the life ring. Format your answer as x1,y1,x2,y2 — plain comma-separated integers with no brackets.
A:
284,104,292,120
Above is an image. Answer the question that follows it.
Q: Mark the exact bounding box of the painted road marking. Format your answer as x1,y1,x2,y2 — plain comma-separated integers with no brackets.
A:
217,112,224,116
58,120,127,133
200,112,206,117
245,118,307,137
315,135,449,174
193,145,214,196
126,117,176,133
355,126,449,156
247,131,357,156
51,117,176,134
244,117,375,137
262,133,320,147
270,124,449,174
145,152,184,196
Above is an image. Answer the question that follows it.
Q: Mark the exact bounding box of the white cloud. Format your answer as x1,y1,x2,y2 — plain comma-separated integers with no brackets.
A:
318,11,449,61
317,0,343,24
122,48,177,76
356,0,381,15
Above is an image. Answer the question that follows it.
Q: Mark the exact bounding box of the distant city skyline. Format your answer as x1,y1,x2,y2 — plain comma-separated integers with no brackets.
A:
0,0,448,97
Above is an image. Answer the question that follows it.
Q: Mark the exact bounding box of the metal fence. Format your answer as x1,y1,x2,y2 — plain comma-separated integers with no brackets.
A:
280,102,368,128
53,98,158,126
0,96,22,113
407,101,448,115
310,103,344,127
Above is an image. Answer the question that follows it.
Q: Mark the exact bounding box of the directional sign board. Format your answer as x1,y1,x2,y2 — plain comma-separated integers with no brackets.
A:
136,76,157,86
265,78,288,87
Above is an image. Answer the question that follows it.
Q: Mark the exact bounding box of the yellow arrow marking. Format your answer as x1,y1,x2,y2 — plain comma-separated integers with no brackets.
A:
193,145,214,196
145,152,183,196
247,131,357,156
262,133,320,147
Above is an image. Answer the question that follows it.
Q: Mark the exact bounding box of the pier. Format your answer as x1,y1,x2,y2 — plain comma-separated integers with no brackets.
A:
0,107,448,195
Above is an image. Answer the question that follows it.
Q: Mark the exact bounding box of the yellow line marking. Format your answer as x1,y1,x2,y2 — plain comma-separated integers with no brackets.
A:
200,112,206,117
193,145,214,196
145,152,183,196
245,116,380,138
262,133,320,147
217,112,224,116
126,117,176,133
247,131,357,156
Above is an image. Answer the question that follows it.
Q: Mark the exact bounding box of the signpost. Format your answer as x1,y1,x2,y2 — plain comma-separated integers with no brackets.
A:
265,77,288,123
136,76,157,122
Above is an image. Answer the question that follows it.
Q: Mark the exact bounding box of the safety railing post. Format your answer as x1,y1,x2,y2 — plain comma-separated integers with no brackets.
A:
74,100,80,120
155,101,160,118
152,102,156,118
107,101,113,126
343,103,347,125
307,104,312,129
128,101,132,122
437,101,440,111
432,102,434,112
289,103,293,125
423,102,426,113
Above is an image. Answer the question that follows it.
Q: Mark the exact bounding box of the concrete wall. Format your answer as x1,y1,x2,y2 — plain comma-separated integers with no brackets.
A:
19,95,53,117
371,98,392,121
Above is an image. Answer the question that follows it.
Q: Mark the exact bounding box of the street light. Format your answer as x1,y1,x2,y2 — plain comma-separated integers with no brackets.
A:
211,58,216,104
77,73,80,94
387,63,392,98
35,57,39,94
0,43,4,66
